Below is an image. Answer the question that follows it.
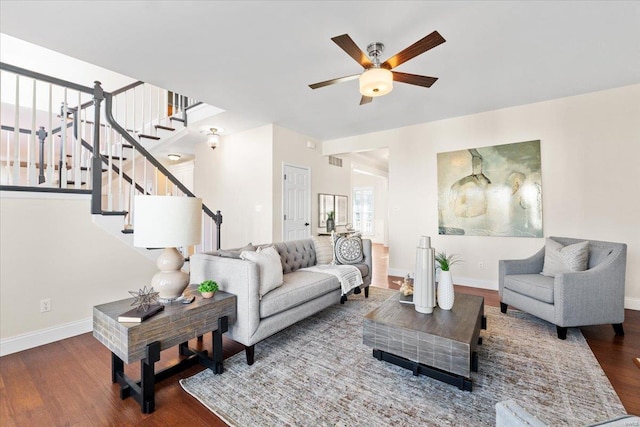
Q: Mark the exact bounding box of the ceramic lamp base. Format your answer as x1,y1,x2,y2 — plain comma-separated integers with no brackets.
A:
151,247,189,300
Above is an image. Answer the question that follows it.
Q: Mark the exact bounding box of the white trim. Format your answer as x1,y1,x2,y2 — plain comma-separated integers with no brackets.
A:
0,190,90,201
388,267,639,310
0,317,92,356
624,297,640,311
281,162,311,241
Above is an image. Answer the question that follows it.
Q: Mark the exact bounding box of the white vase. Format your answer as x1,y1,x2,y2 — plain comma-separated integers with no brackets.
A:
414,236,436,314
438,270,455,310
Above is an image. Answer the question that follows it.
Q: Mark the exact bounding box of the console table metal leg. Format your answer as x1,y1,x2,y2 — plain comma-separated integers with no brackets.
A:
213,316,228,374
140,341,161,414
111,353,124,384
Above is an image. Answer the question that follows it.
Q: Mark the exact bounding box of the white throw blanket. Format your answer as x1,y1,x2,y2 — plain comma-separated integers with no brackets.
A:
301,264,363,295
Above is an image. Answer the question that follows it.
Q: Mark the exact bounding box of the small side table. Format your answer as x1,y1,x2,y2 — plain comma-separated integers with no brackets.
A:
93,288,236,413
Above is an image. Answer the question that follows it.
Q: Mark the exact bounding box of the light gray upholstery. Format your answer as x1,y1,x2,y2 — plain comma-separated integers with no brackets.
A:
190,237,372,348
496,399,639,427
499,236,627,329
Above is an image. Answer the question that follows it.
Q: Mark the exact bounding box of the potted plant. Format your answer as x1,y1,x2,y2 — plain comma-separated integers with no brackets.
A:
434,252,462,310
326,211,335,232
198,280,219,299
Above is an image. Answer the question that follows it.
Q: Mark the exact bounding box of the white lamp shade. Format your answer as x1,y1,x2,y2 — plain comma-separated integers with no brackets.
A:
359,68,393,97
133,195,202,248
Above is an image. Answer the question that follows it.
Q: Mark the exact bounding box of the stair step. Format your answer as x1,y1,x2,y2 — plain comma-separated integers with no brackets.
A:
104,155,127,161
103,211,128,216
138,134,161,141
80,166,108,172
121,229,134,234
155,125,176,131
169,117,185,123
122,144,134,149
66,180,87,185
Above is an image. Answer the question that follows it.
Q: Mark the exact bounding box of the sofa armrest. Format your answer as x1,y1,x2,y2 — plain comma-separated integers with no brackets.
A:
496,400,547,427
362,239,373,286
554,244,627,327
189,253,261,346
498,247,545,296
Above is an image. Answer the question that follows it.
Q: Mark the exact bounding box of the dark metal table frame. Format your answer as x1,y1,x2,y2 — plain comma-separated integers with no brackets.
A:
372,315,486,391
111,316,228,414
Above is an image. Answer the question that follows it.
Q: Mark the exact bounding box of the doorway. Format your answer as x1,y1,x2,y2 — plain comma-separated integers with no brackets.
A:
282,164,311,241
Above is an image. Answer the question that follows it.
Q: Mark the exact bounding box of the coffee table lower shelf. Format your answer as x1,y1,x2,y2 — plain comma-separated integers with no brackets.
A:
372,348,476,391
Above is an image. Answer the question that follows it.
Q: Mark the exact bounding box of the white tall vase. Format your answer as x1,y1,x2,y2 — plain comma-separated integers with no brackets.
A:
414,236,436,314
438,270,455,310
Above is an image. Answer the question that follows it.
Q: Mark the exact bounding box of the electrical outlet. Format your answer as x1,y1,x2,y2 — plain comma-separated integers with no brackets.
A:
40,298,51,313
478,262,485,270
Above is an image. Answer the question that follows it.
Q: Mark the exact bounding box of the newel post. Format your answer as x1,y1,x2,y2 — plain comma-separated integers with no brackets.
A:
91,81,104,214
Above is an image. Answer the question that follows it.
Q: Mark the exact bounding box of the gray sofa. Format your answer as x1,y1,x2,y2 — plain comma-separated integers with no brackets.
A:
499,236,627,339
190,238,372,364
496,399,639,426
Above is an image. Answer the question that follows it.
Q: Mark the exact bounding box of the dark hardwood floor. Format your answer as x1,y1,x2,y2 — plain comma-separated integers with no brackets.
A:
1,244,638,425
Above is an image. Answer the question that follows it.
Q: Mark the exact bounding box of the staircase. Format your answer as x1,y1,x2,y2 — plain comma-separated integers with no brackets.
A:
0,62,222,256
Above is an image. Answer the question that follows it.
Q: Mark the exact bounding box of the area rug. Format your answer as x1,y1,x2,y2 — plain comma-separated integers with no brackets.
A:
180,287,625,426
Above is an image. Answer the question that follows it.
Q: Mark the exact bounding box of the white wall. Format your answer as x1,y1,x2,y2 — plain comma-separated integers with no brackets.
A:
0,192,157,355
272,125,351,240
352,171,388,245
325,84,640,308
194,125,273,248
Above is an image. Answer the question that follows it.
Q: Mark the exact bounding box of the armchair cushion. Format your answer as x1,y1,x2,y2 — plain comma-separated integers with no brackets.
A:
504,274,555,304
541,238,589,277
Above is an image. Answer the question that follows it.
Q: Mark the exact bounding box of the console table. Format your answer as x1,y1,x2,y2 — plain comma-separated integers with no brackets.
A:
93,288,236,413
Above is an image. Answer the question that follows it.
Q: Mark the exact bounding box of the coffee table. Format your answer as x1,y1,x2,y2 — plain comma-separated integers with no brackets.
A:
363,292,485,391
93,287,236,413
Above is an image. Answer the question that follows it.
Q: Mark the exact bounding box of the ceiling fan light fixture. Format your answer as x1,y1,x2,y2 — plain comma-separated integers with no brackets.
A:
359,68,393,97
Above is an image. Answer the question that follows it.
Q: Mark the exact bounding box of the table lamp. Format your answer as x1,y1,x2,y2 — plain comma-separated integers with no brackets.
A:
133,195,202,301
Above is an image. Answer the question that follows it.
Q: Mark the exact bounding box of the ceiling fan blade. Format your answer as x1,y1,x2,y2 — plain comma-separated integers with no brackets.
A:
360,95,373,105
392,72,438,88
331,34,374,68
381,31,446,70
309,74,360,90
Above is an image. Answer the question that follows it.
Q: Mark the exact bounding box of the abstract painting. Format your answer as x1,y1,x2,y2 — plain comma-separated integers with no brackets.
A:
437,140,543,237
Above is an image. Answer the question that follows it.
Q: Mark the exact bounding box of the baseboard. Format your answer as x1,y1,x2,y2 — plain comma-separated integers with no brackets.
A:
388,269,638,307
387,268,498,291
625,297,640,311
0,317,92,357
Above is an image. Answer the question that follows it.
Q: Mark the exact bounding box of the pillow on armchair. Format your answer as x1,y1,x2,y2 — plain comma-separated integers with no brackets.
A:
540,238,589,277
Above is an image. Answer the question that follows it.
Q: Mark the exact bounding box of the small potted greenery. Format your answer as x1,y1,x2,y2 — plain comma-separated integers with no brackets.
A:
198,280,219,299
434,252,462,310
435,252,461,272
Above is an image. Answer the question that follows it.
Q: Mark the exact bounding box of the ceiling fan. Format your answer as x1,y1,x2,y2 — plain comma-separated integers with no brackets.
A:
309,31,446,105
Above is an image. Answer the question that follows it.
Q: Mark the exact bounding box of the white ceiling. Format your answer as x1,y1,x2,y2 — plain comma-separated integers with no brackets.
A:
1,1,639,142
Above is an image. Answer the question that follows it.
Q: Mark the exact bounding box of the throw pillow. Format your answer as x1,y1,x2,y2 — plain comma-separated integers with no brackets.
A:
240,246,284,297
218,243,256,259
334,235,364,265
311,236,333,265
540,238,589,277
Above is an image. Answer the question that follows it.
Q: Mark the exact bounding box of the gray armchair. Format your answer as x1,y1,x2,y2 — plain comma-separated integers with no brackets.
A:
499,236,627,339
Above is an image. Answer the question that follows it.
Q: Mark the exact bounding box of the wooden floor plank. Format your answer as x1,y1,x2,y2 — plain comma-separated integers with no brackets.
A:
0,243,638,425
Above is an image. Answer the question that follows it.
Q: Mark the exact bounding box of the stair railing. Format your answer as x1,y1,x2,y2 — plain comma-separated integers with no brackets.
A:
0,62,222,252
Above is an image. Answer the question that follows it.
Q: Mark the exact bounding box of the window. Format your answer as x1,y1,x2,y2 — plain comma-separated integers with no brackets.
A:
353,187,374,235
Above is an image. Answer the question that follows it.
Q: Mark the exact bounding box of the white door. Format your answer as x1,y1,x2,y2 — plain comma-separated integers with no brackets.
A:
283,164,311,241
